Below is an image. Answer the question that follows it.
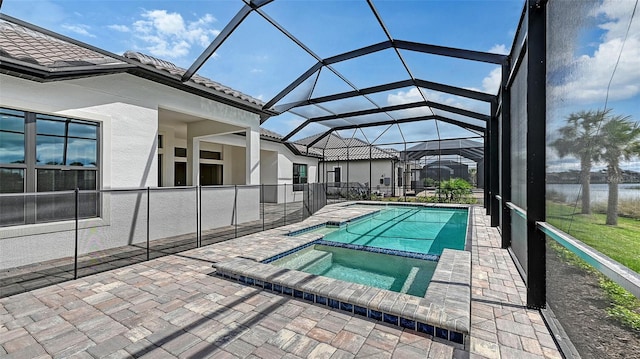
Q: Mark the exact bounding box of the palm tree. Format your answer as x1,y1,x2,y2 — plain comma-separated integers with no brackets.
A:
599,116,640,225
468,168,477,187
550,109,609,214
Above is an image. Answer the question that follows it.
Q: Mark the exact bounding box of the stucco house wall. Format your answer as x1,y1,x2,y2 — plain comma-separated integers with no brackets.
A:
199,132,319,204
0,72,267,269
320,159,404,196
0,15,322,269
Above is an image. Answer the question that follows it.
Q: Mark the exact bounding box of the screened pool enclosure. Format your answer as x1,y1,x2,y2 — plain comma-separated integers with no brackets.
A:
1,0,639,358
150,0,640,356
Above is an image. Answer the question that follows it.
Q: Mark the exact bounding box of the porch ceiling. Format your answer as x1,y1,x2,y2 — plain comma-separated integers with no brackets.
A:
159,108,246,140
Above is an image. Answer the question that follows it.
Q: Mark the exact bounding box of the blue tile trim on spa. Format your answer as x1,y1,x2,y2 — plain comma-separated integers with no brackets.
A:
262,239,440,264
286,211,378,237
286,223,336,236
315,240,440,261
261,241,319,263
214,270,465,345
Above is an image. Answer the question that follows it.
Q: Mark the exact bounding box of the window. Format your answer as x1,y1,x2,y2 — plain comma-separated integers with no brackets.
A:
175,147,187,157
293,163,307,191
0,108,99,226
157,135,163,186
0,168,25,226
333,167,341,183
200,150,221,160
0,108,25,165
36,114,98,167
158,154,163,187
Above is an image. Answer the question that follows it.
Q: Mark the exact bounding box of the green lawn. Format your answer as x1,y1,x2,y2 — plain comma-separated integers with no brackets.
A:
547,202,640,331
546,202,640,273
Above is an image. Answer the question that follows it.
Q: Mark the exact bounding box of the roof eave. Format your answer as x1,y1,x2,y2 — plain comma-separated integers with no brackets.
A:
0,56,135,81
0,56,277,117
126,66,275,116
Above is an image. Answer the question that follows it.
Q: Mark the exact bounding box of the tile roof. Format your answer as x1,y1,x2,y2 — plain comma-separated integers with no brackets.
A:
295,133,399,161
259,127,283,140
290,143,324,157
0,16,264,108
0,19,124,67
255,127,322,157
123,51,264,107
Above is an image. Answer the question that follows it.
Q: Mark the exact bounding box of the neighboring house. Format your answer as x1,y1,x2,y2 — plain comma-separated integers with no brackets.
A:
295,133,408,196
0,15,318,268
422,160,470,183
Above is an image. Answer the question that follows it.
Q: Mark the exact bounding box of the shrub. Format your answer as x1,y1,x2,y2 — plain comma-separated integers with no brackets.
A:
437,178,474,203
593,198,640,220
547,189,567,203
423,178,438,188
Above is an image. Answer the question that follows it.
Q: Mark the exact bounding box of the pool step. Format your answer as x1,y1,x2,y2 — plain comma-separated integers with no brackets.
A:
213,249,471,349
400,267,420,294
272,248,333,274
300,251,333,274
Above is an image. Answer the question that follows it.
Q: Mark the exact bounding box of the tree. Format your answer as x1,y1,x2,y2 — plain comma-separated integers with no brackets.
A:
550,109,609,214
599,116,640,225
468,168,477,187
438,178,472,203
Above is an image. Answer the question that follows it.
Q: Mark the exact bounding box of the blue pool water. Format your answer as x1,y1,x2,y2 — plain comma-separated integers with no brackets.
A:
323,206,468,256
277,206,468,296
272,244,436,296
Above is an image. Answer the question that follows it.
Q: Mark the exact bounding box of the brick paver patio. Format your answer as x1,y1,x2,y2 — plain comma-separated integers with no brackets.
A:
0,204,562,358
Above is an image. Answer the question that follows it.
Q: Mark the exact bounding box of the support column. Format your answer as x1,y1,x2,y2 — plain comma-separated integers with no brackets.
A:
484,130,490,213
369,146,372,197
246,127,260,185
163,128,177,187
501,60,512,249
490,100,500,227
526,0,547,309
187,138,201,186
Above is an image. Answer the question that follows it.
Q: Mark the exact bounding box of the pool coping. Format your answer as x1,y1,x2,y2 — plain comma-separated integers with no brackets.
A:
213,248,471,347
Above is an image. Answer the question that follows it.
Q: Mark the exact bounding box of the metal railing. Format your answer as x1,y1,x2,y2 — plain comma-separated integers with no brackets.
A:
0,183,327,297
504,201,640,300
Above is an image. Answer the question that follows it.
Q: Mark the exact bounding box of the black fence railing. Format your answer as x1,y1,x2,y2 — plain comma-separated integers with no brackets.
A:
0,183,327,298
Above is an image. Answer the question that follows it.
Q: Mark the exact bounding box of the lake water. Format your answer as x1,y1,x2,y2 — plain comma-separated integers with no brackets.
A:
547,183,640,203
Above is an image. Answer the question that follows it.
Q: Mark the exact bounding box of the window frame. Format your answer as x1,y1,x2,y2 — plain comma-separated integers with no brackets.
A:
0,108,101,227
293,163,308,192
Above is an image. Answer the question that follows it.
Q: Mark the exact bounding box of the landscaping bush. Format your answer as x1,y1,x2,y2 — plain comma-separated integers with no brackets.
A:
437,178,474,203
593,198,640,220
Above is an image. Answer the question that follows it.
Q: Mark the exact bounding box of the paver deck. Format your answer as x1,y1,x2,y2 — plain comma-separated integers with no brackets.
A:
0,203,562,358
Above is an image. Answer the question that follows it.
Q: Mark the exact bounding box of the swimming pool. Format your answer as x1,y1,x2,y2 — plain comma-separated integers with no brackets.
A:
291,206,468,256
271,244,436,297
215,205,472,345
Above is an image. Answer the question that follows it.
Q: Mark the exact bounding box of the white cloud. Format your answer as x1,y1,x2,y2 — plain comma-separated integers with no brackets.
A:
108,24,130,33
61,24,95,38
550,0,640,104
593,0,638,41
386,87,438,118
488,44,509,55
387,87,488,114
481,68,502,94
385,88,487,139
128,10,220,59
145,10,185,35
387,87,424,105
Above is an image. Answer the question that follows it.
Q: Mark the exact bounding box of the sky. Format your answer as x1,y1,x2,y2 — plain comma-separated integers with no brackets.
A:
1,0,638,171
